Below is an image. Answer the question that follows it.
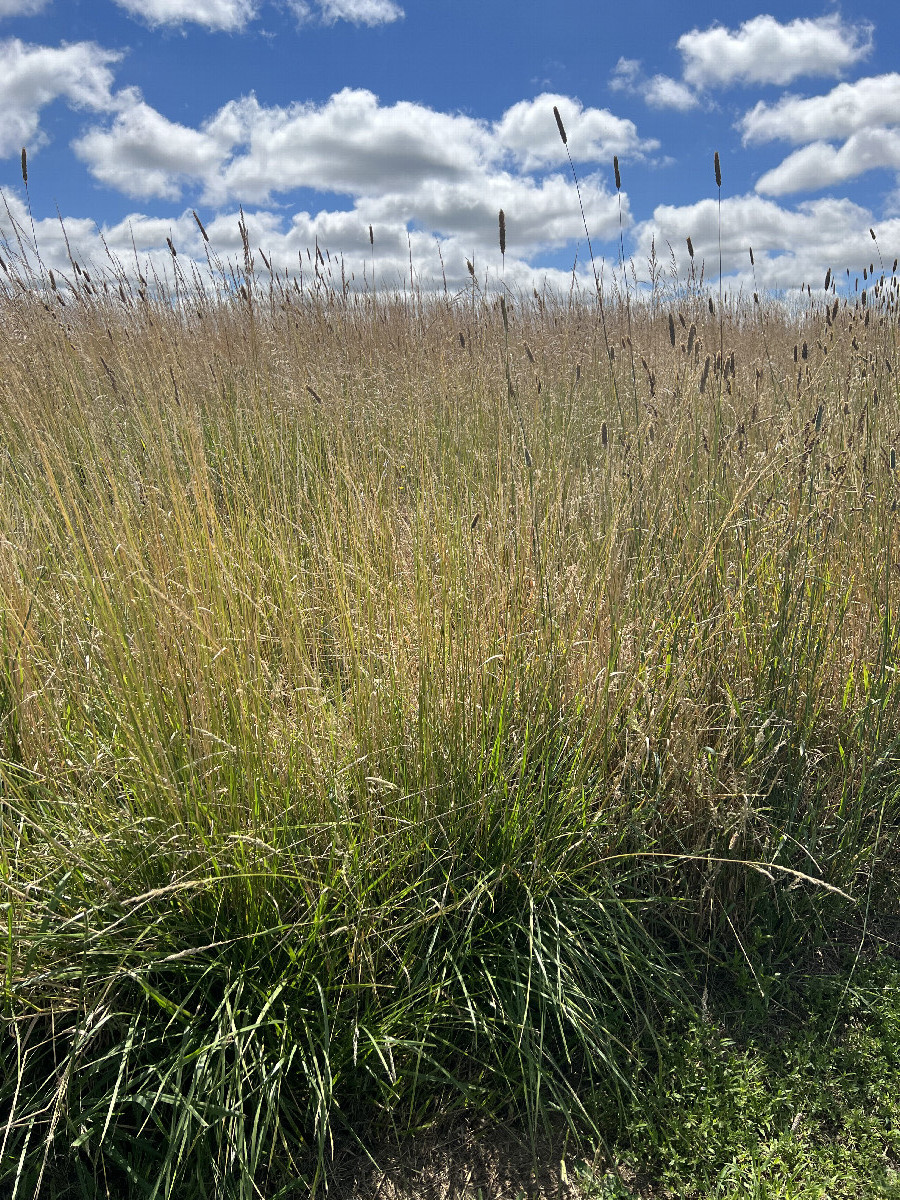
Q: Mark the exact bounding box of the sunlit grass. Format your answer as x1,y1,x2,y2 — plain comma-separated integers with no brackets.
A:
0,226,899,1196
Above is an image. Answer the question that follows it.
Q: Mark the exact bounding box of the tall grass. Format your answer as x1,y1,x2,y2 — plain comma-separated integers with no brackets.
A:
0,210,899,1197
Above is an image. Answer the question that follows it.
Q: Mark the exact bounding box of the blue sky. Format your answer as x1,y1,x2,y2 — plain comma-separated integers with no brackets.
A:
1,0,899,293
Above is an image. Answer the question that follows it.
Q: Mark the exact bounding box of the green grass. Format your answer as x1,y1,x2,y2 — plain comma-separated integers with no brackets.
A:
582,953,900,1199
0,220,898,1196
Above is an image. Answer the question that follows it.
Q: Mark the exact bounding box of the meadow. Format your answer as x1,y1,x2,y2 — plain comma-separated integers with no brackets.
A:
0,203,899,1197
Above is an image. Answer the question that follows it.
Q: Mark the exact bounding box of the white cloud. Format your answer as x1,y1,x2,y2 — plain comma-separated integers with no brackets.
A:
644,75,698,112
112,0,257,31
73,97,237,199
497,93,654,169
755,129,900,196
741,74,900,145
58,88,642,290
740,74,900,197
0,0,50,15
609,58,641,93
678,15,872,89
0,188,600,297
318,0,402,25
609,57,698,112
0,38,121,158
632,193,900,290
74,87,655,218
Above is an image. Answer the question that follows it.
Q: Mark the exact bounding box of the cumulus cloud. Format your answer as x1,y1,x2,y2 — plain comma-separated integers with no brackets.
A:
496,93,653,169
632,193,900,290
0,187,602,298
0,38,122,157
54,88,645,291
610,58,698,112
678,14,872,89
755,129,900,196
741,74,900,145
72,98,237,199
0,0,50,15
643,75,698,112
112,0,258,31
74,87,655,215
739,75,900,197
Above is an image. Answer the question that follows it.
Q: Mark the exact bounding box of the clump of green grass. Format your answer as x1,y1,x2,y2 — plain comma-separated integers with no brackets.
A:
0,204,898,1197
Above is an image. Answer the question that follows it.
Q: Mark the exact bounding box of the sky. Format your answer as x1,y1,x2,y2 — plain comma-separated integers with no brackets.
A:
1,0,899,295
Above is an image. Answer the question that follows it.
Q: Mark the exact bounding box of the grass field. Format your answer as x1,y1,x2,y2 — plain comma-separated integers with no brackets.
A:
0,214,899,1197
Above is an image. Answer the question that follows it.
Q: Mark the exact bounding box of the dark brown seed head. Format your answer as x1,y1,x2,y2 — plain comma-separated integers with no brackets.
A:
466,259,475,278
20,148,27,184
553,105,567,145
871,227,876,240
166,237,176,257
613,156,621,190
369,224,374,246
714,151,721,188
749,246,754,266
824,268,831,291
686,236,694,259
668,313,676,348
708,296,715,315
498,209,506,256
193,210,209,241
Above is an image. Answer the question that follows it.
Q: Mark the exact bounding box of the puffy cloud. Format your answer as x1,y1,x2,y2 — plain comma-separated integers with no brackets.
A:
74,87,654,213
644,76,698,112
740,74,900,197
363,171,622,249
610,58,699,112
112,0,258,31
497,93,654,169
0,0,50,15
208,89,497,204
741,74,900,145
72,98,238,199
755,129,900,196
0,188,598,296
632,193,900,290
678,15,872,89
0,38,121,158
